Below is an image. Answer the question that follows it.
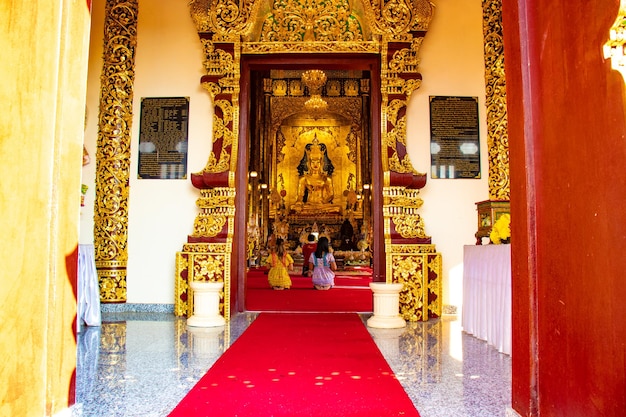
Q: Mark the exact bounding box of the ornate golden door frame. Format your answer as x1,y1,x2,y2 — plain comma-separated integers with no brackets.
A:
237,56,384,304
175,0,443,321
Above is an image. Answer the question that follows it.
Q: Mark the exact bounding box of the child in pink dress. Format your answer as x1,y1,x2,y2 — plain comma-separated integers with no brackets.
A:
309,236,336,290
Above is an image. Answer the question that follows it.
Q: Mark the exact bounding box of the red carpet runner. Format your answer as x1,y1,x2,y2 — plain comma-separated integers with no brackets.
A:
169,313,420,417
246,269,373,312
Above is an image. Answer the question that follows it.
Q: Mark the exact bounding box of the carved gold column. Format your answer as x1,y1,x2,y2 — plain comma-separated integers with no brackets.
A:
377,6,443,321
174,28,240,319
474,0,510,243
484,0,510,199
94,0,138,302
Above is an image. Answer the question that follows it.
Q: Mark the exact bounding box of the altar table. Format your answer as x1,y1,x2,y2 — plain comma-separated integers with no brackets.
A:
462,244,511,355
78,244,101,328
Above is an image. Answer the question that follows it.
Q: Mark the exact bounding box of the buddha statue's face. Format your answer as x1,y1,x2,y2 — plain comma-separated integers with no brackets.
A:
309,157,322,173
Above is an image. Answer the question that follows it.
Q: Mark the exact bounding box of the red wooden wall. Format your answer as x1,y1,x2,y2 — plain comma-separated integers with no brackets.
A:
502,0,626,415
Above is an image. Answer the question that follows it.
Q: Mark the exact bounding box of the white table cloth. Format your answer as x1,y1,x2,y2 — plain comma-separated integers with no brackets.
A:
78,244,101,327
462,244,511,355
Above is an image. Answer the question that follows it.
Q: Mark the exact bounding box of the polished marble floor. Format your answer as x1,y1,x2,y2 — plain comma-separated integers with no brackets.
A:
73,312,511,417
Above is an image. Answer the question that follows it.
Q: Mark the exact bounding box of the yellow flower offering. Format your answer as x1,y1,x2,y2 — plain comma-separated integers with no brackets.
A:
490,213,511,244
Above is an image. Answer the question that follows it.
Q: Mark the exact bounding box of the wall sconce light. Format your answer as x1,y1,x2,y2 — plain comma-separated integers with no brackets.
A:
363,184,370,190
249,171,258,178
260,183,268,189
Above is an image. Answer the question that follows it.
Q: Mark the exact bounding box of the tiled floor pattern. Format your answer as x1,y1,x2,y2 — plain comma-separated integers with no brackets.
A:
73,312,511,417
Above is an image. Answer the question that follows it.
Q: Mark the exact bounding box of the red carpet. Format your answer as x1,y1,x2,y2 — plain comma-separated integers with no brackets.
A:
169,313,420,417
245,270,373,312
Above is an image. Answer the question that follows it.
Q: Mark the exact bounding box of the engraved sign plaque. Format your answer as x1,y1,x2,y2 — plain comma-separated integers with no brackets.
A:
429,96,481,179
138,97,189,179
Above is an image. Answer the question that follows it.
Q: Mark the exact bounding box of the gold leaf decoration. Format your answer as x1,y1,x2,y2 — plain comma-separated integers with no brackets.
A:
94,0,139,303
482,0,510,200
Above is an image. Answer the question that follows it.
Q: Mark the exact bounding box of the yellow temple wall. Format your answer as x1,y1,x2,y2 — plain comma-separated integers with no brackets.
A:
81,0,488,310
1,1,91,415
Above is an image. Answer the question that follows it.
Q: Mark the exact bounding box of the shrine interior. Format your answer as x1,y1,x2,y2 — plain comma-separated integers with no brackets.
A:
244,66,375,275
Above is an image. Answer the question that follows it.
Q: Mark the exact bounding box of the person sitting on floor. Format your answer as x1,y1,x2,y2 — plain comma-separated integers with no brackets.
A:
301,234,317,277
265,238,293,290
308,236,336,290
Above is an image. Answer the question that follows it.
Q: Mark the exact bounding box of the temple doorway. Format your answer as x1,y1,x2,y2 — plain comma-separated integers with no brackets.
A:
236,55,383,311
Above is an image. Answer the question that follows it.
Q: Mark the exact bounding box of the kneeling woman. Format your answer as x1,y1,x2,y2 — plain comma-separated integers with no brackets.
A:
308,236,337,290
266,238,293,290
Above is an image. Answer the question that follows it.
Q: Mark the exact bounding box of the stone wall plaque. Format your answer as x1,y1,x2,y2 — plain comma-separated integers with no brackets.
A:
138,97,189,179
429,96,481,179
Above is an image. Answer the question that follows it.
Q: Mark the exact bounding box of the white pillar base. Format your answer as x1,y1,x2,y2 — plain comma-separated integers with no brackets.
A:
187,281,226,328
367,282,406,329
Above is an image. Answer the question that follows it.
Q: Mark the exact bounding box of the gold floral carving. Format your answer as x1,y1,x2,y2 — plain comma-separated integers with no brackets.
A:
193,216,227,238
257,0,365,43
389,42,423,89
383,187,428,239
427,254,442,317
189,0,260,35
243,41,380,54
391,256,428,321
94,0,138,303
182,243,230,253
387,244,438,254
194,36,241,181
387,245,441,321
386,189,424,209
191,188,236,238
97,269,128,302
388,153,421,175
176,188,235,318
199,98,237,175
201,39,236,79
359,0,433,37
192,254,226,282
174,250,230,319
381,48,424,177
483,0,509,200
391,215,427,239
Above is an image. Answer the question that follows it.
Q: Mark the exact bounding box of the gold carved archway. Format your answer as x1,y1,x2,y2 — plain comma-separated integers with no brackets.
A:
175,0,443,321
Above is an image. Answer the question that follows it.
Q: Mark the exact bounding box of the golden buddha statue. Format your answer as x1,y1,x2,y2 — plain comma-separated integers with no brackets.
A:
291,138,341,215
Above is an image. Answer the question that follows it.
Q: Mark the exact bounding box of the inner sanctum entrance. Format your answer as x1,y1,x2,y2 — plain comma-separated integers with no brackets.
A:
176,0,442,322
236,55,383,310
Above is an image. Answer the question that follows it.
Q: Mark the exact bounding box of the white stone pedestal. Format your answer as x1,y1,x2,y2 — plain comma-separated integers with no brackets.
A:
367,282,406,329
187,281,226,328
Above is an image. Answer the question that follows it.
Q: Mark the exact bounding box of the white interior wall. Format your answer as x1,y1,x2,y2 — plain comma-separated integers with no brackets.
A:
82,0,489,309
407,0,490,309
